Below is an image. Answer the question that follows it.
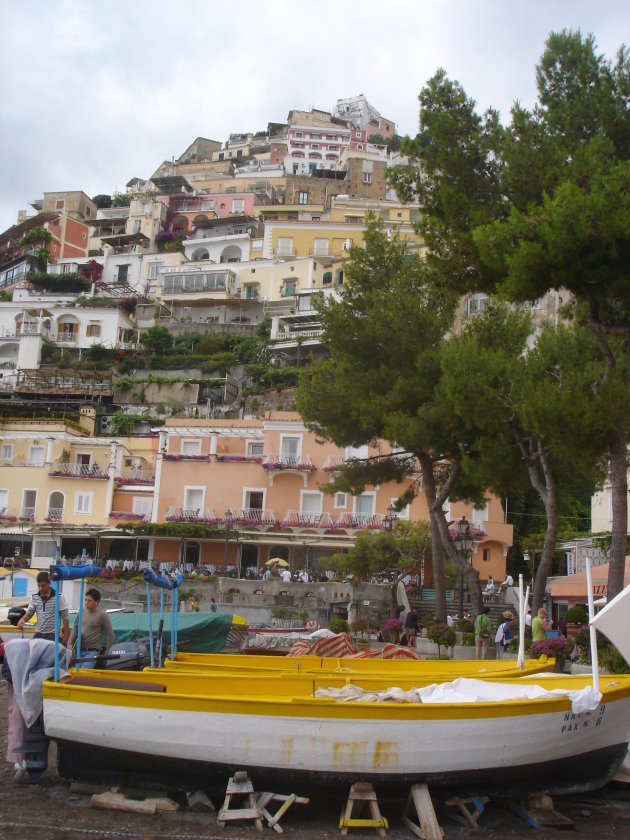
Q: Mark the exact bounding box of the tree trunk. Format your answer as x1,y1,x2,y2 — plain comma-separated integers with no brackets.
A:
607,434,627,601
516,433,559,614
426,459,484,617
418,453,447,623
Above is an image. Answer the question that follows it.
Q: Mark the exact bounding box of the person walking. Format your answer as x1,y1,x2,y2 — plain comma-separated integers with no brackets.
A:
68,588,114,668
16,571,69,645
474,607,492,659
494,611,514,660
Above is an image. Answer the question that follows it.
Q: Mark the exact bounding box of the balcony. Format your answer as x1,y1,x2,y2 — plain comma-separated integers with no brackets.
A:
49,462,109,479
281,511,334,529
165,507,221,525
334,512,384,530
215,453,263,464
231,508,277,527
322,456,345,472
108,511,150,522
115,468,156,485
262,453,315,472
19,507,36,522
0,507,18,523
45,507,64,523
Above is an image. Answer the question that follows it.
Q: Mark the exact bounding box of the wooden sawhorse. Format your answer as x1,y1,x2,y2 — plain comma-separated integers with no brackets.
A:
339,782,388,837
217,771,263,831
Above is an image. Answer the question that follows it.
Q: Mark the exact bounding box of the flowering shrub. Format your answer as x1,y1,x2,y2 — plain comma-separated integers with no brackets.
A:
385,618,403,631
529,635,574,662
426,622,457,655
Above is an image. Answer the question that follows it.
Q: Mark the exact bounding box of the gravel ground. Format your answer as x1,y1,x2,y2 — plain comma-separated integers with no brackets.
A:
1,680,629,839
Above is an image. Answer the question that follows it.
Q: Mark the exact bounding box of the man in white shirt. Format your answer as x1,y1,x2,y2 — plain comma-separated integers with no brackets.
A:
499,573,514,594
281,568,291,583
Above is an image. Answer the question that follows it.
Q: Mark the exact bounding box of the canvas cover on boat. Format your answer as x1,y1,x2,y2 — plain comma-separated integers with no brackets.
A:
75,612,235,653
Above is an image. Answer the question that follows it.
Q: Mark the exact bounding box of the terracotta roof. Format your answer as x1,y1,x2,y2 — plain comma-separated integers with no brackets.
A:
550,557,630,598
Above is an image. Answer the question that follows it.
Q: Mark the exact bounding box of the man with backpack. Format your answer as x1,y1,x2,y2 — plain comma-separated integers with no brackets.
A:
494,610,515,659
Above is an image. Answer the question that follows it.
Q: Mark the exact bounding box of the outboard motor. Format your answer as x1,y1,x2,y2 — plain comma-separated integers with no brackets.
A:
106,640,150,671
7,607,26,626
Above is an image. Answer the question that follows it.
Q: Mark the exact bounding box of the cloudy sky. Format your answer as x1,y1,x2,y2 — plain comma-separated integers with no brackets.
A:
0,0,628,232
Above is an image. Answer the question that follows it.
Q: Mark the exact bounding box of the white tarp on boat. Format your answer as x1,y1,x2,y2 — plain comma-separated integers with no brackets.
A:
315,677,603,714
590,584,630,666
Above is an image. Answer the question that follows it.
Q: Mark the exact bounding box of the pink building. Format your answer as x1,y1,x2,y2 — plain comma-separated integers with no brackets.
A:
149,413,512,578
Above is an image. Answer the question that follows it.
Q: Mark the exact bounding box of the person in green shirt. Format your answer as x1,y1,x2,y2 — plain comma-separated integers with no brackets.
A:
474,607,492,659
532,607,553,642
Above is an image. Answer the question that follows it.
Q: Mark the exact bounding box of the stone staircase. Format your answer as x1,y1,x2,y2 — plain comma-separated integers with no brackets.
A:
408,590,516,630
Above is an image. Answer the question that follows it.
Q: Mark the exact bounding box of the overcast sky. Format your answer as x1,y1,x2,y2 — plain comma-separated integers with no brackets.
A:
0,0,628,233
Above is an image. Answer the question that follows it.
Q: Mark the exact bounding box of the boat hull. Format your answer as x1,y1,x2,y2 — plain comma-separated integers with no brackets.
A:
43,675,630,796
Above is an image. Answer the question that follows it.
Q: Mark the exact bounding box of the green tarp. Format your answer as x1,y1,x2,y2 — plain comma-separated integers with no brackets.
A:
71,612,234,653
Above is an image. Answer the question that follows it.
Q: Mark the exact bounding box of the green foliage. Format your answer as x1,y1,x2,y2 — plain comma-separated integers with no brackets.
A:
367,133,402,151
92,194,112,209
140,326,174,355
329,617,349,633
327,521,429,583
112,193,132,207
84,344,117,363
26,271,91,293
118,522,223,538
20,227,52,247
563,605,589,624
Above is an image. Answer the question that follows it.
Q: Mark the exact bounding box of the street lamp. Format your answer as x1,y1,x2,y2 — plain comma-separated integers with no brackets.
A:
223,509,233,571
453,516,474,619
383,503,397,532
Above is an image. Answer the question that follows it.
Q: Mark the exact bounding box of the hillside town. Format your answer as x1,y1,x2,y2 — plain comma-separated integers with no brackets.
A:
0,93,623,622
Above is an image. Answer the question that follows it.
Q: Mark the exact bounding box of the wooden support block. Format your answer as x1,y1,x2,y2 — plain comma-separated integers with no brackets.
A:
90,792,157,815
404,785,443,840
144,796,180,812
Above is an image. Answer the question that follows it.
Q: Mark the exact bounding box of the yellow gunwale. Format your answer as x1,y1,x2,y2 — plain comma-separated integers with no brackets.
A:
42,673,630,723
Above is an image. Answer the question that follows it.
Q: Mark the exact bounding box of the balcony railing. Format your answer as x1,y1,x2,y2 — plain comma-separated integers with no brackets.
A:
56,333,79,343
281,511,334,529
108,511,150,522
163,453,211,462
231,508,277,527
45,507,64,523
115,468,156,485
165,507,221,525
322,456,345,472
0,507,18,522
49,462,109,479
262,453,315,472
215,453,263,464
19,507,36,522
334,512,384,530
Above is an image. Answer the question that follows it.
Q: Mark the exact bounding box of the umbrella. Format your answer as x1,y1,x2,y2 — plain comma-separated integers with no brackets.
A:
265,558,289,567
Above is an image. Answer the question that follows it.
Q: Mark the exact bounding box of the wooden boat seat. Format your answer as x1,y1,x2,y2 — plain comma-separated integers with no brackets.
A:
62,675,167,693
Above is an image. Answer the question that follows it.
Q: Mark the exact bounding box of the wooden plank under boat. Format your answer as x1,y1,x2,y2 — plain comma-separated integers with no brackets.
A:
167,650,555,678
42,669,630,796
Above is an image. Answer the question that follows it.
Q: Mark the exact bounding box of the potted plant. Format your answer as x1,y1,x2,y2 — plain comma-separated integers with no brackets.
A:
384,617,403,643
563,605,589,639
529,635,574,671
329,617,349,634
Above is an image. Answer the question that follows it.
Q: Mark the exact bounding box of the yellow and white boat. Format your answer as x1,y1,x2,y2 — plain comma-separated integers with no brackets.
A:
40,667,630,796
165,649,556,678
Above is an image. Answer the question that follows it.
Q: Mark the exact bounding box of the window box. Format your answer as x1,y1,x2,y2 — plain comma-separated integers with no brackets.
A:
215,454,263,463
163,453,211,461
